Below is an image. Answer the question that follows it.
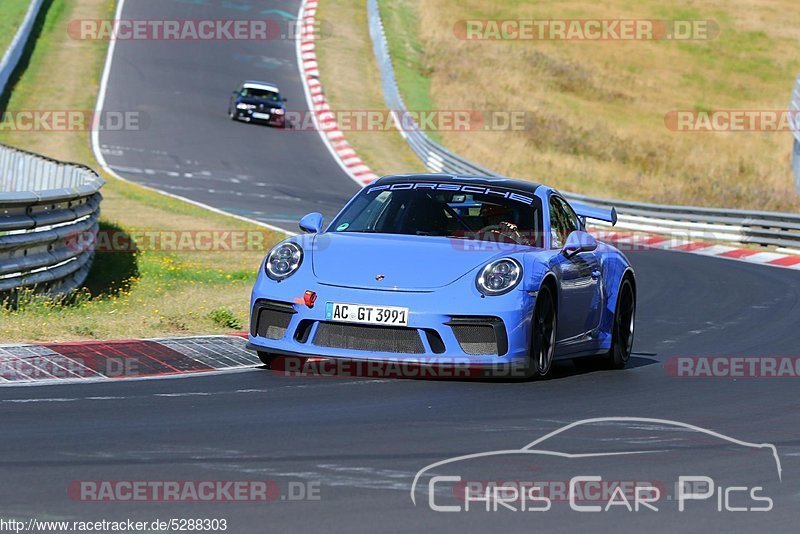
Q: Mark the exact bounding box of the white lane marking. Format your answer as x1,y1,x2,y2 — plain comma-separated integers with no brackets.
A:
0,378,391,402
205,463,414,493
3,398,78,403
155,392,213,397
91,0,294,236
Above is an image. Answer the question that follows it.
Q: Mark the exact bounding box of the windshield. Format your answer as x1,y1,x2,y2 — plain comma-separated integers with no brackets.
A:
330,183,543,247
240,88,280,102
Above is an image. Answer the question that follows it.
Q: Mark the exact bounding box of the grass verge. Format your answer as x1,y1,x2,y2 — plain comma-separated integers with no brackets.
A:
338,0,800,211
0,0,282,342
0,0,31,54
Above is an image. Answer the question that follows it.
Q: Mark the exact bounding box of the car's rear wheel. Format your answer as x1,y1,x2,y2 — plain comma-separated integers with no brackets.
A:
605,277,635,369
528,284,557,379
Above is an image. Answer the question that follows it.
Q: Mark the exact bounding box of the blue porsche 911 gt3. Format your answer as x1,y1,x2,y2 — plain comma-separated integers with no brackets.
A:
247,174,635,378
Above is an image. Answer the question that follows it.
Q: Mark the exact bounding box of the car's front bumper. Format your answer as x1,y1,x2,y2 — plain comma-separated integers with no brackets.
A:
248,279,535,368
234,109,285,126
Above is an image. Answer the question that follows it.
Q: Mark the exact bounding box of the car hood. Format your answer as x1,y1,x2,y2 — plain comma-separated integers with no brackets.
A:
310,233,507,291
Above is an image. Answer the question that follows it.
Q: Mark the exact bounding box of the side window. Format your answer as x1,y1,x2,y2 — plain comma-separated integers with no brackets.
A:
560,198,582,232
549,196,579,248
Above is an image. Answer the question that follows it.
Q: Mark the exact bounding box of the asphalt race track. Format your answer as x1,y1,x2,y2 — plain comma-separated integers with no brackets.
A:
2,249,800,531
7,0,800,531
96,0,359,230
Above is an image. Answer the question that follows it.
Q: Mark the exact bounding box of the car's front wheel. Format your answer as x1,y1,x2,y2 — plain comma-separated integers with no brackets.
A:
605,277,635,369
527,284,557,379
257,351,276,368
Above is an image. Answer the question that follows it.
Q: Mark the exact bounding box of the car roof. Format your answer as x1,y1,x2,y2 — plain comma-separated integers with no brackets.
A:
242,81,280,93
373,173,542,195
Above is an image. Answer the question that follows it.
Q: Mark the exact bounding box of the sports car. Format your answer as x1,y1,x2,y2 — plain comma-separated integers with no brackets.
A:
247,174,635,378
228,81,286,127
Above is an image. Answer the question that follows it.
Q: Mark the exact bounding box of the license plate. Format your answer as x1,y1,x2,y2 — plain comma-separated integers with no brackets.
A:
325,302,409,326
252,112,270,120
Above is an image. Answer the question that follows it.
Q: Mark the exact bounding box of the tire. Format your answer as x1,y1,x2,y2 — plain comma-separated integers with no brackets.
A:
228,108,237,120
257,351,275,368
605,277,635,369
527,284,557,379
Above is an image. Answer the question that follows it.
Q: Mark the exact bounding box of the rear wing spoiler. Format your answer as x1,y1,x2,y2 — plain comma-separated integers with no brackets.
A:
571,201,618,226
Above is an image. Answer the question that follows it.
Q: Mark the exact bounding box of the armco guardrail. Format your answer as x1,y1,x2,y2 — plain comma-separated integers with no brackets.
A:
0,144,104,296
791,75,800,194
0,0,45,95
367,0,800,250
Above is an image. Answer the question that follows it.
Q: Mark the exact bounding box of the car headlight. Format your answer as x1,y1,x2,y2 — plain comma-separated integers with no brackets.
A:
237,103,256,110
265,242,303,281
476,258,522,296
273,108,285,115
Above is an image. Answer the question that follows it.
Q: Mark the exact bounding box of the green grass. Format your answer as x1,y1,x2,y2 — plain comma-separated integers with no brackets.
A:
0,0,31,55
378,0,442,143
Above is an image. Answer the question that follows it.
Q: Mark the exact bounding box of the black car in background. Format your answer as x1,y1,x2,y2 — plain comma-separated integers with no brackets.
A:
228,81,286,127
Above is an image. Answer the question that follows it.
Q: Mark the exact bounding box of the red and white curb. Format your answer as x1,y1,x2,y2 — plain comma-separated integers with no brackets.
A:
0,335,260,386
297,0,377,187
592,229,800,271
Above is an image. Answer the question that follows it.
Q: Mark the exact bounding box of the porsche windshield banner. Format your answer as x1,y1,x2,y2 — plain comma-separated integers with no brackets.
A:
366,182,537,205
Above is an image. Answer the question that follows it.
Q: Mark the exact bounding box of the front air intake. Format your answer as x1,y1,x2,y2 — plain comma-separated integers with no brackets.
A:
313,323,425,354
251,300,296,340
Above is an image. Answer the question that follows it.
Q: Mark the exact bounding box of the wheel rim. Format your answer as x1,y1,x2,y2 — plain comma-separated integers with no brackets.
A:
534,290,556,375
615,282,635,363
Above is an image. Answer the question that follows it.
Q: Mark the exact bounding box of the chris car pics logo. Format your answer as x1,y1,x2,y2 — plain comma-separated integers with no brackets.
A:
411,417,781,513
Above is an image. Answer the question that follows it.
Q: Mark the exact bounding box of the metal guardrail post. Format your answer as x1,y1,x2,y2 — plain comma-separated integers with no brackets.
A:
791,75,800,195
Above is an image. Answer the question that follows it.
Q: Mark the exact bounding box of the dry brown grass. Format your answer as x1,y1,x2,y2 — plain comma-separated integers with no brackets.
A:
379,0,800,211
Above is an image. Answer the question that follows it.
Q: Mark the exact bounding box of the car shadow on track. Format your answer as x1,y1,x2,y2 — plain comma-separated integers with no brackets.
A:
256,353,660,384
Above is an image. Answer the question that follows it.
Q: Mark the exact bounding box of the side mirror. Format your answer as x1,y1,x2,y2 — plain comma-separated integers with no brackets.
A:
561,231,598,258
299,212,324,234
282,97,288,102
